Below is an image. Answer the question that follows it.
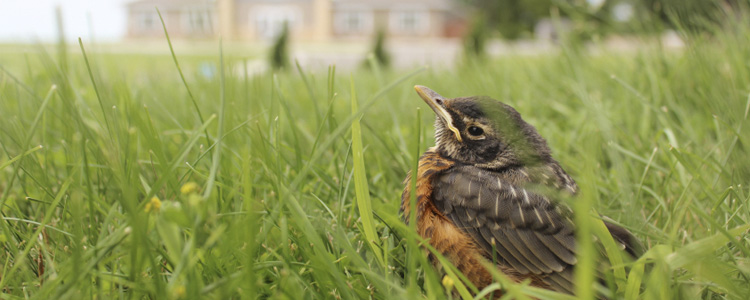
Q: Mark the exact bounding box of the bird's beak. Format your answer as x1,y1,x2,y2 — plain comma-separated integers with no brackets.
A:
414,85,462,142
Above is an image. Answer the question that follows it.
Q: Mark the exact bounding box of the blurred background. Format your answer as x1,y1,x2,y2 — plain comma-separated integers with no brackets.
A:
0,0,739,70
2,1,750,299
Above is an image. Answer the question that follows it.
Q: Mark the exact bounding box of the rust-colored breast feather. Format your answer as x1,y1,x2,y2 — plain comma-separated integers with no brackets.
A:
401,149,548,294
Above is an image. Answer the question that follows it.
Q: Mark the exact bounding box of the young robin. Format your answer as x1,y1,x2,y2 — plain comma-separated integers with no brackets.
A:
401,85,641,296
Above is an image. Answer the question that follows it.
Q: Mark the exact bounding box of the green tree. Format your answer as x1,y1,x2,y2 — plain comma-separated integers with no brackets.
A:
638,0,743,33
460,0,557,39
364,28,391,68
463,16,488,59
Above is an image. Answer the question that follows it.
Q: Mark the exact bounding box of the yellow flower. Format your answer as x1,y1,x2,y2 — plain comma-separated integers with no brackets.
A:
442,275,454,291
180,182,199,195
171,285,186,299
145,196,162,213
174,285,185,299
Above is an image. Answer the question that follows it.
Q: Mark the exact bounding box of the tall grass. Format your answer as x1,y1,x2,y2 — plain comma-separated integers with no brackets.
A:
2,15,750,300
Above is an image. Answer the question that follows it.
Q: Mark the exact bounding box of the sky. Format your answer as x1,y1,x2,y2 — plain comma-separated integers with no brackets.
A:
0,0,130,43
0,0,628,43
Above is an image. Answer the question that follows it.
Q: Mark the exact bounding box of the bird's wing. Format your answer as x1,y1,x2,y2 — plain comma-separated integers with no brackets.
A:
432,165,578,293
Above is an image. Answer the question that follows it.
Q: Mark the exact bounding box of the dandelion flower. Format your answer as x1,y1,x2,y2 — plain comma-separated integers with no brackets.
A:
442,275,454,291
145,196,162,213
172,285,186,299
180,182,199,195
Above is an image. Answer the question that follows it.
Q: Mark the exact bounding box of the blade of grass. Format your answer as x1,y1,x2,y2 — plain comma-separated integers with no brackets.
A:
404,106,423,298
350,77,384,267
294,60,322,126
156,7,212,150
0,166,77,288
203,39,227,199
590,212,627,292
289,66,426,190
78,38,112,136
0,143,45,224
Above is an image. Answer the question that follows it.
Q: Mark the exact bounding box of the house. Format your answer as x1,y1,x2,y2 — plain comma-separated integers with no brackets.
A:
127,0,216,39
126,0,466,41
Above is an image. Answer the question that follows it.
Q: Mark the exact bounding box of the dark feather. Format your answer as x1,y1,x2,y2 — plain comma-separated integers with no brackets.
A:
433,164,579,292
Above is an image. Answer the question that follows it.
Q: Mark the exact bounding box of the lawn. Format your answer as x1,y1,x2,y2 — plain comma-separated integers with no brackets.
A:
1,22,750,299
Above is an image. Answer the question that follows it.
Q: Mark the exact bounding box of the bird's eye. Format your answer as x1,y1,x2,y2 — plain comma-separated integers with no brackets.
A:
467,126,484,136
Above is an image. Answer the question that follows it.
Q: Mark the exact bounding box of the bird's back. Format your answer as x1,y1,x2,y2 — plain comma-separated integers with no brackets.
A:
401,149,559,294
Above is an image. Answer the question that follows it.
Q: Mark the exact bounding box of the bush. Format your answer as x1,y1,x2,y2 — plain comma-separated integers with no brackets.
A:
269,22,290,70
463,16,488,59
363,28,391,69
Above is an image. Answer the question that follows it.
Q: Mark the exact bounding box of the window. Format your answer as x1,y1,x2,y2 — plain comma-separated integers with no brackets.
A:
137,12,159,31
184,10,213,34
253,7,301,39
389,10,429,34
334,11,373,34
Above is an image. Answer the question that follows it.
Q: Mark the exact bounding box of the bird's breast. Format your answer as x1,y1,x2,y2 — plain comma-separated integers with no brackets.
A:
401,149,520,292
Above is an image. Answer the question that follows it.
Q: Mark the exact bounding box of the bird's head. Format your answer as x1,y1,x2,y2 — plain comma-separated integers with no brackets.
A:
415,85,552,169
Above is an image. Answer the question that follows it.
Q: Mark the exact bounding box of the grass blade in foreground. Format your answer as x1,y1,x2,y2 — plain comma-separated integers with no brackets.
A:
350,77,384,267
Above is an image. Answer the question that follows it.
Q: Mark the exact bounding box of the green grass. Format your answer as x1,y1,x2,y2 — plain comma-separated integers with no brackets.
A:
2,20,750,299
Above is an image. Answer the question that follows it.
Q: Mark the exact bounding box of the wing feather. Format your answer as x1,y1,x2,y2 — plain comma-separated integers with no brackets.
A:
534,231,578,265
515,230,566,272
477,227,531,273
433,164,578,292
545,268,575,294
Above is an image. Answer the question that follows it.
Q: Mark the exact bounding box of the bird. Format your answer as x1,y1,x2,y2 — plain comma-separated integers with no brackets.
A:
401,85,642,296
